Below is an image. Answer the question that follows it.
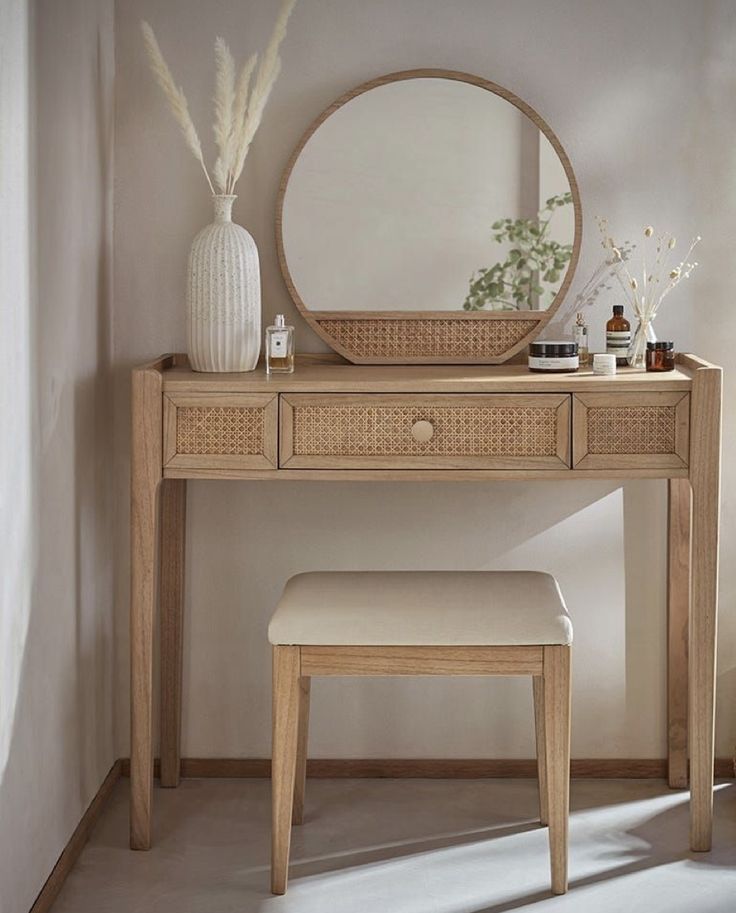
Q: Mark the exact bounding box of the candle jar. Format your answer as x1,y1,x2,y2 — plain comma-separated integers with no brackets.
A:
646,341,675,372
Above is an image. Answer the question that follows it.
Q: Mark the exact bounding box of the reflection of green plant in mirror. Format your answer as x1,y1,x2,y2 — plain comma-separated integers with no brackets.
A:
463,193,574,311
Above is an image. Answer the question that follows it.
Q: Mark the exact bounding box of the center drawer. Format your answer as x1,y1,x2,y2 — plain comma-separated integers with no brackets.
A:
280,394,571,470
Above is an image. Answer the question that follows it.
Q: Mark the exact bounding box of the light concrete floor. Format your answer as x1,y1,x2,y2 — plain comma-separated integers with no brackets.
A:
51,778,736,913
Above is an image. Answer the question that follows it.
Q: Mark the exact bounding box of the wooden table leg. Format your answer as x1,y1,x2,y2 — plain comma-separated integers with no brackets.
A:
160,479,187,788
688,366,721,851
544,646,571,896
272,646,301,895
130,367,164,850
667,478,691,788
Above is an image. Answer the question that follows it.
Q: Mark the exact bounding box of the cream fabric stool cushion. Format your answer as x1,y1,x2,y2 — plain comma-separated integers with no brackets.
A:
268,571,572,647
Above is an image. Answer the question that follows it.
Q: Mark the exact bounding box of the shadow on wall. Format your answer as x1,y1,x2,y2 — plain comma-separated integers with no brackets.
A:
0,6,116,913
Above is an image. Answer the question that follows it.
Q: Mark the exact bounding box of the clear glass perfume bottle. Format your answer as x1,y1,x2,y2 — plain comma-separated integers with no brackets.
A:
265,314,294,374
573,312,589,366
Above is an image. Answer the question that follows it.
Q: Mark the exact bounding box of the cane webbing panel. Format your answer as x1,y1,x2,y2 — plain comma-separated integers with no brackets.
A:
176,406,265,455
292,404,559,457
587,406,676,454
316,318,539,360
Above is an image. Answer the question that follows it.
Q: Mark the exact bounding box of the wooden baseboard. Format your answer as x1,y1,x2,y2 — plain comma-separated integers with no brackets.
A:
29,760,122,913
119,756,736,779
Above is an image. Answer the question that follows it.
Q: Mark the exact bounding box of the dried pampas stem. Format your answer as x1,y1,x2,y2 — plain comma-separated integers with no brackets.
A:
213,37,236,193
141,0,296,198
230,0,297,187
227,52,258,193
141,21,215,194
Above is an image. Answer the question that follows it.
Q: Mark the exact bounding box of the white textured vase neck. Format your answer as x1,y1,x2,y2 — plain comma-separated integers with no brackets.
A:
212,194,236,222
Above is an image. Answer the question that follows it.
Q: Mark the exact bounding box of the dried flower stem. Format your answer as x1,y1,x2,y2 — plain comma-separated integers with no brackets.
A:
227,53,258,194
213,37,236,193
141,0,297,197
230,0,296,189
553,218,635,336
611,224,700,366
141,21,215,195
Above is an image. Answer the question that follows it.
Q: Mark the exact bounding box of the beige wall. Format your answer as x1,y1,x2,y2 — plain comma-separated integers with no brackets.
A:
113,0,736,762
0,1,116,911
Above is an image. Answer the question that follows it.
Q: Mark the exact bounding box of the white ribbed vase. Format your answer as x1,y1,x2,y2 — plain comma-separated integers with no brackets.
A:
187,194,261,372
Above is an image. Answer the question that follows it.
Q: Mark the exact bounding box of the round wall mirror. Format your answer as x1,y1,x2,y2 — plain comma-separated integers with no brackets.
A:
277,70,581,363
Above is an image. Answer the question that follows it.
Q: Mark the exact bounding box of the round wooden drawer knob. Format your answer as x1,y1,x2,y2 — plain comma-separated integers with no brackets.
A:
411,419,435,443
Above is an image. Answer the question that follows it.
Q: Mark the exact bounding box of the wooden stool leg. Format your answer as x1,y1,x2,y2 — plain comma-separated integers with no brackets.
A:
292,677,311,825
543,646,571,895
272,646,301,895
533,675,548,826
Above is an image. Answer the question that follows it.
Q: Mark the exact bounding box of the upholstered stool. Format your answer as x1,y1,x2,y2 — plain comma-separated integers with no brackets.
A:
268,570,573,896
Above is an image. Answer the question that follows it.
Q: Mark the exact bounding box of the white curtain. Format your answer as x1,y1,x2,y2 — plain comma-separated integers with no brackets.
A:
0,0,34,782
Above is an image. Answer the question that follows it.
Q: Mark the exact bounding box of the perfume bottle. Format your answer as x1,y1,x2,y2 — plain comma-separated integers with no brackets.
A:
265,315,294,374
573,312,589,366
606,304,631,366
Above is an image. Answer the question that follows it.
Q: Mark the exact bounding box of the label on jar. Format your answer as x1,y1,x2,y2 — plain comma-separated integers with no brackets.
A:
270,330,289,356
528,355,579,371
606,330,631,354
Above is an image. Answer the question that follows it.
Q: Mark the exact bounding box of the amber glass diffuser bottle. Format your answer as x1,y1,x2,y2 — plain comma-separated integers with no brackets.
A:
606,305,631,366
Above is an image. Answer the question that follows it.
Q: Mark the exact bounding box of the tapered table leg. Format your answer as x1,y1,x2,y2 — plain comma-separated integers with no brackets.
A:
160,479,187,788
667,478,691,788
130,367,164,850
688,366,721,851
544,646,571,895
272,646,301,895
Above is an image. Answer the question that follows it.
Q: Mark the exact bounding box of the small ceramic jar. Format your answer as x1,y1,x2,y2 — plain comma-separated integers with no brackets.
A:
592,353,616,376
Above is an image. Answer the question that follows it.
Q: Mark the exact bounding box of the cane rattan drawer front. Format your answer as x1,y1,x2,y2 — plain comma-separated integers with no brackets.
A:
280,394,571,470
164,393,278,471
572,392,690,470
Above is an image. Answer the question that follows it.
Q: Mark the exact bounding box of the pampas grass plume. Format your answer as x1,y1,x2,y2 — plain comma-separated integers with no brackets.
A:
141,0,296,197
141,21,215,194
213,37,236,193
230,0,297,187
228,52,259,193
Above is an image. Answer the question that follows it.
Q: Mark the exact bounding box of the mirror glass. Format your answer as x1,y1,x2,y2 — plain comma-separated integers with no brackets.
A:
281,77,575,314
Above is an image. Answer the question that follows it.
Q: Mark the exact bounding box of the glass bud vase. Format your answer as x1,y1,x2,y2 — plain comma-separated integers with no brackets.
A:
187,194,261,372
627,318,657,369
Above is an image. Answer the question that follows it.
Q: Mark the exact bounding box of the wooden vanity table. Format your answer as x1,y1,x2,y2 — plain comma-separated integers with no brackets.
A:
130,352,721,854
131,64,721,866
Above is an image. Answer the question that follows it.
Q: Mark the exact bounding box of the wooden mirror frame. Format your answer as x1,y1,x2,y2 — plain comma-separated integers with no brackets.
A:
276,69,582,364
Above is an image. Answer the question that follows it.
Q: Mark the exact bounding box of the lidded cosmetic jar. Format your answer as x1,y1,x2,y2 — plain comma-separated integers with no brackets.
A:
592,353,617,376
528,341,579,374
646,341,675,372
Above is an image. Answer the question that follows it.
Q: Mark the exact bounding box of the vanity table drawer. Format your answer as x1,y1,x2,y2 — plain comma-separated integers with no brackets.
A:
572,392,690,470
163,393,278,471
280,394,571,469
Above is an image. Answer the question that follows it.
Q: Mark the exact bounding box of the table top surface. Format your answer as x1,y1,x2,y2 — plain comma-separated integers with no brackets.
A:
158,354,697,395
